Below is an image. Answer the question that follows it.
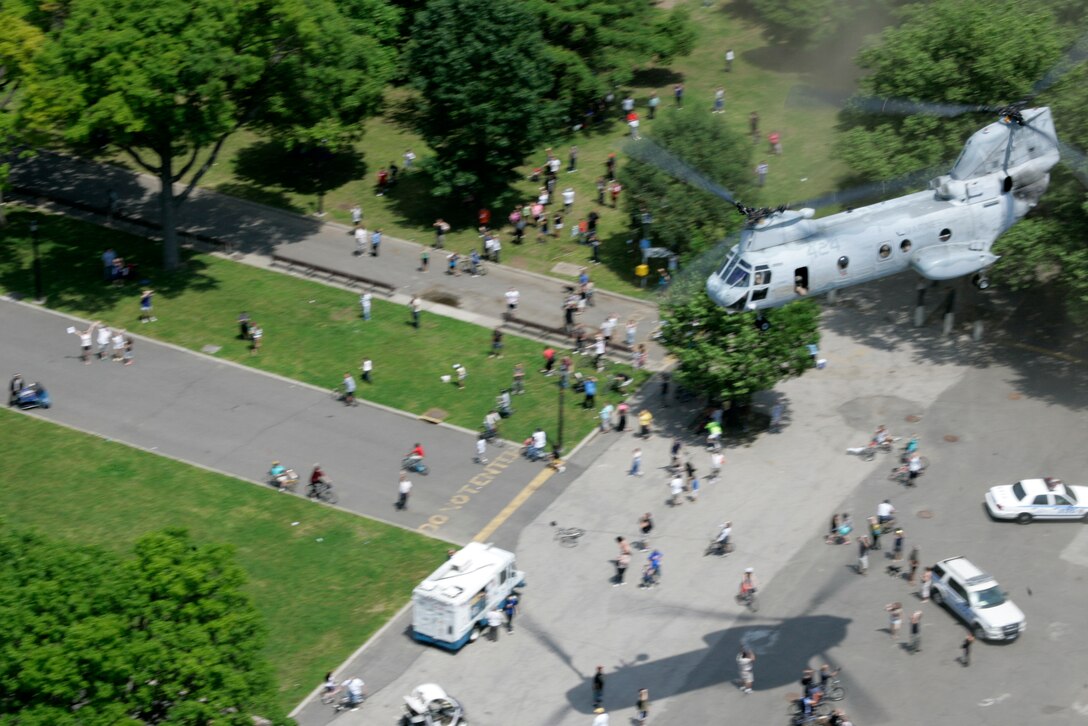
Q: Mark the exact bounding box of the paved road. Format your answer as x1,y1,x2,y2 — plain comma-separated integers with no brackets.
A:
300,286,1088,726
10,152,667,367
0,298,561,546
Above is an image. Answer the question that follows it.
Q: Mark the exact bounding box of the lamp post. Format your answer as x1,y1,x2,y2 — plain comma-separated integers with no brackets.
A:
30,220,43,303
557,371,567,455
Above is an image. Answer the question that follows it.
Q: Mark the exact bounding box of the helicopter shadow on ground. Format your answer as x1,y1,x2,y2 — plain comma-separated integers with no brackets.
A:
547,614,858,715
820,273,1088,411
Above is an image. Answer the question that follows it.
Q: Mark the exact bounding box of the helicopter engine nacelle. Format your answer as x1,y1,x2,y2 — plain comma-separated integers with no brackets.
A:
910,244,999,281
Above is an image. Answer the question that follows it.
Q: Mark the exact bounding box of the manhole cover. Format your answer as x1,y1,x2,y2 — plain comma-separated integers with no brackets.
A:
905,414,921,423
917,510,934,519
201,344,222,354
422,291,460,307
419,408,448,424
943,434,959,443
1008,392,1022,400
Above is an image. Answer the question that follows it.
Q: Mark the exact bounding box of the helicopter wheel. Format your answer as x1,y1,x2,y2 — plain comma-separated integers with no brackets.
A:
971,274,990,290
754,316,771,331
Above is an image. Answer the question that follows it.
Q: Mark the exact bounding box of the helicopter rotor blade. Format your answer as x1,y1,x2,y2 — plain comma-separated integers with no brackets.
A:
624,138,741,207
788,164,947,211
1022,31,1088,102
845,96,997,118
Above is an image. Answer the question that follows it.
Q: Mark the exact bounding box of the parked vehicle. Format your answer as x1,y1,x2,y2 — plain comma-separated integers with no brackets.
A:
930,556,1025,641
985,478,1088,523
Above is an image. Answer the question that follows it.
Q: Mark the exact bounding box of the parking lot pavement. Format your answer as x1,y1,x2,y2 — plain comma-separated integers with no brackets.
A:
297,303,1012,726
0,299,548,546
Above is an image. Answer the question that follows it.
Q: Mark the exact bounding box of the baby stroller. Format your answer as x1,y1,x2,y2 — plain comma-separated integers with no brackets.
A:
10,379,51,410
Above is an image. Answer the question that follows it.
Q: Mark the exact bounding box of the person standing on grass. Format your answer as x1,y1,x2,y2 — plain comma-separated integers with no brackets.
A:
249,323,263,355
568,145,578,172
542,346,556,375
756,160,768,187
674,83,684,107
455,363,467,389
395,472,411,510
139,289,156,323
433,218,449,248
490,328,504,358
350,204,362,227
360,293,372,321
725,48,735,72
647,92,659,120
512,362,526,394
238,311,251,340
410,296,421,328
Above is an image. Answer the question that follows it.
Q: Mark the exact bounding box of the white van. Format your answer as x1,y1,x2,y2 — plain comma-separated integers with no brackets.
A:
411,542,525,651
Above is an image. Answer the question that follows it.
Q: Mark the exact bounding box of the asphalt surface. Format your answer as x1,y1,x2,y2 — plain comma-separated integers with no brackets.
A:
0,299,558,546
300,281,1088,726
10,152,667,368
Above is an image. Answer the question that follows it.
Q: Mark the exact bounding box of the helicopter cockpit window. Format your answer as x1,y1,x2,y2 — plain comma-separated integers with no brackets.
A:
753,270,770,286
723,260,751,288
837,256,849,270
878,244,891,259
950,137,1005,180
900,239,912,253
939,228,952,242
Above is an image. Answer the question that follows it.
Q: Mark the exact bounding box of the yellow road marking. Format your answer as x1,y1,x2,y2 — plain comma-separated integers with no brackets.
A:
473,466,556,543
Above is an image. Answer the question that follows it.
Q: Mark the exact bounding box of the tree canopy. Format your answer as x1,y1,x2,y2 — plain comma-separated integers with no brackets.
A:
406,0,556,197
620,107,756,260
22,0,397,269
659,291,820,403
0,0,48,226
835,0,1065,180
0,527,281,725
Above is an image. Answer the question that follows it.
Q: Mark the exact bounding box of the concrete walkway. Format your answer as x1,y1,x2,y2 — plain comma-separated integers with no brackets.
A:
9,152,668,368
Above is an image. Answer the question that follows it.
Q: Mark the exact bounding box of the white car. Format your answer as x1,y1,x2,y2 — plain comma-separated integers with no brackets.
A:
931,556,1025,641
985,478,1088,523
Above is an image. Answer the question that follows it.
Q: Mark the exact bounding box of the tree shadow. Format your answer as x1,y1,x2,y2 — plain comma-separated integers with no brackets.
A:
0,210,219,314
213,182,305,215
231,140,367,209
629,67,685,88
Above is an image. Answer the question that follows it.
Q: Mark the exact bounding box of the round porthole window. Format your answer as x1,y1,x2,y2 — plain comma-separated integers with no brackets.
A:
939,228,952,242
837,256,849,270
900,239,912,253
879,244,891,259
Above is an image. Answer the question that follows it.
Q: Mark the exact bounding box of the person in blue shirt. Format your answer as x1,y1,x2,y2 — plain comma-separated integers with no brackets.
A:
582,377,597,408
370,229,382,256
470,249,481,276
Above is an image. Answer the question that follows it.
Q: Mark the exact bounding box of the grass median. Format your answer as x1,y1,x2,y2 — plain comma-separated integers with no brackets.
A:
0,407,451,711
0,209,648,446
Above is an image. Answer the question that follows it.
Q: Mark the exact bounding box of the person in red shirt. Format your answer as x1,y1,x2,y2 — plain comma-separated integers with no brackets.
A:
409,443,425,459
542,346,556,375
377,167,389,196
478,208,491,228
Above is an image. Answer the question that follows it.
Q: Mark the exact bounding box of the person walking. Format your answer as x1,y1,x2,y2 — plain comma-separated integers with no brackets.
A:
920,566,933,602
892,529,905,562
341,371,356,405
907,546,920,584
709,450,725,482
419,246,430,272
512,362,526,394
909,610,923,653
474,435,488,465
505,287,520,315
673,83,684,107
637,512,654,550
592,666,605,707
737,648,755,693
614,550,630,586
628,448,643,477
395,473,412,511
354,225,368,255
487,608,504,642
139,288,156,323
360,357,373,384
249,323,263,355
490,328,504,358
410,296,421,328
725,47,735,72
960,633,975,667
123,335,135,366
359,293,371,320
502,593,519,633
886,602,903,640
568,145,578,172
615,402,628,432
635,688,650,726
857,535,871,575
370,228,382,256
542,346,556,375
599,402,614,432
755,160,768,187
95,323,112,360
237,311,250,340
669,473,684,507
350,204,362,227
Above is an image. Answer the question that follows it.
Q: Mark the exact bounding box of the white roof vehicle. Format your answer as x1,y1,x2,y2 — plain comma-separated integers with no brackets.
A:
930,556,1025,641
985,478,1088,523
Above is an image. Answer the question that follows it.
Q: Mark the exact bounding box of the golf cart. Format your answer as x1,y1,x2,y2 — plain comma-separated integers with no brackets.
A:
400,684,467,726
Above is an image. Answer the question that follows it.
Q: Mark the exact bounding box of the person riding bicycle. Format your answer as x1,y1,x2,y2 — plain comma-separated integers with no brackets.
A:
903,433,919,456
483,410,501,438
648,550,663,578
269,461,298,491
818,664,840,693
341,371,356,405
714,521,732,551
705,419,723,449
341,676,365,708
876,499,896,525
871,424,889,447
739,567,758,597
906,452,923,484
405,443,426,468
308,464,329,498
526,427,547,460
496,390,513,417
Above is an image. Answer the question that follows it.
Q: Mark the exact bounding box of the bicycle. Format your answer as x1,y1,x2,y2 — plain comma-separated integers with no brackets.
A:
821,673,846,702
735,588,759,612
331,387,358,407
552,522,585,547
889,457,928,484
307,480,339,505
786,696,831,718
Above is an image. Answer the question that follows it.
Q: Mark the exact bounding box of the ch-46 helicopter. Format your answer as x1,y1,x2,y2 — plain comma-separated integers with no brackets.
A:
633,106,1062,314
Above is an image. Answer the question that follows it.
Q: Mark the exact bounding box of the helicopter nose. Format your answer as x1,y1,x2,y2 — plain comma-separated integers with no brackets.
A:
706,275,745,309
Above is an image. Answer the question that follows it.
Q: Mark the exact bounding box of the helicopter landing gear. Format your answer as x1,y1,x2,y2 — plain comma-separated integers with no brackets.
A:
753,314,771,331
971,273,990,290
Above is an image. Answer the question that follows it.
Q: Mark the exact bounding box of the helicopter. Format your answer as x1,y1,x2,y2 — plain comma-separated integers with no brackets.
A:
630,106,1062,314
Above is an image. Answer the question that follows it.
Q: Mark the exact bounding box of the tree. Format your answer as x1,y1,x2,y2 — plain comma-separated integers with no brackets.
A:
407,0,556,197
0,528,281,725
659,292,820,403
0,0,47,226
23,0,396,270
835,0,1065,180
620,107,756,260
524,0,695,121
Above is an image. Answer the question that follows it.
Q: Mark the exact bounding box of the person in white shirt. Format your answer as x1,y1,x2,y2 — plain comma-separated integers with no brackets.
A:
562,187,575,211
359,293,372,320
532,427,547,451
592,707,610,725
354,226,368,255
396,474,412,510
505,288,520,313
877,499,895,523
95,324,112,360
341,676,365,708
669,474,684,506
360,358,373,383
710,450,725,480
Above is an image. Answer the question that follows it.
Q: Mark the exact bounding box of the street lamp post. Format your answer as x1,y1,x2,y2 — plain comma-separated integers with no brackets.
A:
30,220,43,303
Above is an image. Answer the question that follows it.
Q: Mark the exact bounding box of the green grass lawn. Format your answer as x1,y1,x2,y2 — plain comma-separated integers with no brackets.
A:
94,0,889,296
0,408,451,711
0,210,647,445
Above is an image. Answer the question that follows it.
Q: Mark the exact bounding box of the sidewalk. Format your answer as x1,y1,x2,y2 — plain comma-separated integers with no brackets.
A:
9,151,669,369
